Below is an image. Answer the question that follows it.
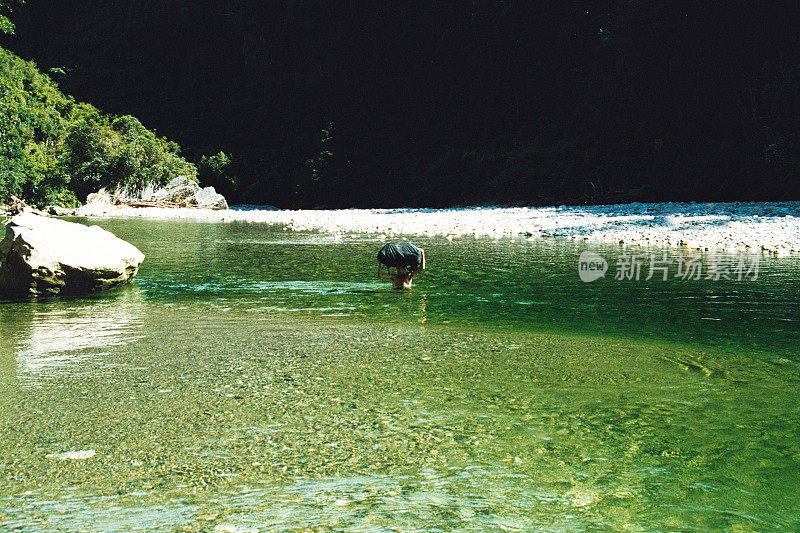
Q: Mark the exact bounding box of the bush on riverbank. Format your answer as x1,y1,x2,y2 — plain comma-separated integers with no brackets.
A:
0,46,196,207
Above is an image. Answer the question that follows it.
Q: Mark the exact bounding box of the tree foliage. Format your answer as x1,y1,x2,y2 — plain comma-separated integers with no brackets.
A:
0,46,195,206
0,0,22,35
197,150,237,201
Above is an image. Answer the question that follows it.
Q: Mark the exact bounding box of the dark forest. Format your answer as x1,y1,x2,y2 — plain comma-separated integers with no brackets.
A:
3,1,800,208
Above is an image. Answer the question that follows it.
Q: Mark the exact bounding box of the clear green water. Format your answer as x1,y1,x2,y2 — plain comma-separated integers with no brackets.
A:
1,218,799,531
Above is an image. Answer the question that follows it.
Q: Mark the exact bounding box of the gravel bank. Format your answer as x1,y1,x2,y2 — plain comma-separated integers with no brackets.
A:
73,201,800,254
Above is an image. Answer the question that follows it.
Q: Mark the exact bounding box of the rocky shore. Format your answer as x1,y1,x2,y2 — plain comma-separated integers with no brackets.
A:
6,194,800,254
78,176,228,214
64,200,800,255
1,177,228,219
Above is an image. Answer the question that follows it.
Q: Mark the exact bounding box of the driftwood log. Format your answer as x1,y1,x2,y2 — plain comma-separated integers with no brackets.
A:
2,196,48,217
113,197,194,208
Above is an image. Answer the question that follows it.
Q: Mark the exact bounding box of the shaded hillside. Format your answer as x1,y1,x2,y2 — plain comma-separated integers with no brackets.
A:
4,1,800,207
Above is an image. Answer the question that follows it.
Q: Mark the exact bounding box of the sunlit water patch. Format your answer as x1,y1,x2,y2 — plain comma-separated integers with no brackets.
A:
89,218,800,357
0,290,146,378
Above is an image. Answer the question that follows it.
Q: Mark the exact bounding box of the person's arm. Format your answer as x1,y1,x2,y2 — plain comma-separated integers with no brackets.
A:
407,249,425,279
378,262,391,280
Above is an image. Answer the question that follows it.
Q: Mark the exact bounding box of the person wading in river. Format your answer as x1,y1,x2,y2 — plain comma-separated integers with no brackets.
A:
377,243,426,290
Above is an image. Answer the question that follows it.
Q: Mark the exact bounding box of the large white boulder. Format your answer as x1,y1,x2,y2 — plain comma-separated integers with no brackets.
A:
148,176,200,204
191,186,229,210
0,213,145,297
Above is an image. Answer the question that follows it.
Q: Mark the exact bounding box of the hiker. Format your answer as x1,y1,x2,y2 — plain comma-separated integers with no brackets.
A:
377,243,426,290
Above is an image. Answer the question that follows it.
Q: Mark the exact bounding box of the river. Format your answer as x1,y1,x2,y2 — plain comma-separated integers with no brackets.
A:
1,217,799,531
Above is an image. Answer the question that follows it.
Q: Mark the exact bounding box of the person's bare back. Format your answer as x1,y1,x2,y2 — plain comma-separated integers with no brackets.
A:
378,264,414,289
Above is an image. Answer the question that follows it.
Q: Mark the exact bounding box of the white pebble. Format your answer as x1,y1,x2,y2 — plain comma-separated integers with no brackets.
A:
46,450,96,460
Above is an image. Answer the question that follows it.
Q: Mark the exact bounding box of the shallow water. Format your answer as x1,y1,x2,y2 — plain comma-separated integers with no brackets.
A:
1,218,799,531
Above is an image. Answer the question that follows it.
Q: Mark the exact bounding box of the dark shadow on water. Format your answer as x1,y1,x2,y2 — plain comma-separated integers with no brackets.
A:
0,282,141,305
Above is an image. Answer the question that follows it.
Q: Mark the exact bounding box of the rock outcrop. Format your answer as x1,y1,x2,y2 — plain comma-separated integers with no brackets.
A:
148,176,201,205
78,176,228,215
0,213,145,297
191,186,229,210
45,205,76,216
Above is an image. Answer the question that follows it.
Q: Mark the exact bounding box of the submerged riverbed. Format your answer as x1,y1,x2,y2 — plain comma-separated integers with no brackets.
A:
1,218,799,531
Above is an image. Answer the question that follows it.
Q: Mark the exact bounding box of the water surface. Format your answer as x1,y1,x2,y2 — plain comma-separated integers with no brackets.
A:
1,218,799,531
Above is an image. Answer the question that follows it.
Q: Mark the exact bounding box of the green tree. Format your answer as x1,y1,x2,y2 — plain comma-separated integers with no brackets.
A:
198,151,237,199
306,122,335,183
0,0,22,34
301,122,347,206
0,46,197,206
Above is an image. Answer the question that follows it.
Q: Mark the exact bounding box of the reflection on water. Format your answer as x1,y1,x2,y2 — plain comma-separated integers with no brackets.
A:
1,219,799,531
3,290,146,376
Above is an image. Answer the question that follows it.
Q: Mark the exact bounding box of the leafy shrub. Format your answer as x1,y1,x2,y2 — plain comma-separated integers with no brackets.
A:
0,46,196,206
198,151,238,200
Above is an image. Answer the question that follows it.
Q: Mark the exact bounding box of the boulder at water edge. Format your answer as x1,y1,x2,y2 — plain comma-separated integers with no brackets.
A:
190,186,229,210
149,175,200,204
0,213,145,297
78,176,229,214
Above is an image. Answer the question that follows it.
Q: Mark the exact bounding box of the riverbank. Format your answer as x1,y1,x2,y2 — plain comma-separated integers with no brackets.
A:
70,201,800,254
